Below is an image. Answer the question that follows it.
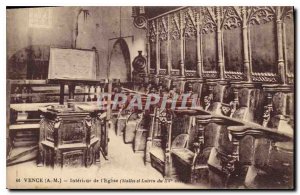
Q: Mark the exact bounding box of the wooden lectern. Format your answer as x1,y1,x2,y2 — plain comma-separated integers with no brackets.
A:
37,48,108,168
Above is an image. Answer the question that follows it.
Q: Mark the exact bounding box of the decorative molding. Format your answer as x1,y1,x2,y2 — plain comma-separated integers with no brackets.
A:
133,15,148,29
222,6,242,30
281,6,294,21
158,16,168,41
159,69,167,75
149,20,157,43
146,6,294,84
149,69,156,74
132,7,147,29
200,7,217,34
171,69,180,76
247,6,276,25
185,70,197,77
169,12,181,40
202,70,219,78
251,72,279,82
224,71,245,80
183,7,197,37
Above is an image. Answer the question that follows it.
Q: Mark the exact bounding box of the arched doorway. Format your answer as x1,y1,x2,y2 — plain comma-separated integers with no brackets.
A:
108,38,131,82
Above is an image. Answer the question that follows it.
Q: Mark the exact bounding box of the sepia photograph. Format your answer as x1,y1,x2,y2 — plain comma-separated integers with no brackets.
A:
5,4,295,190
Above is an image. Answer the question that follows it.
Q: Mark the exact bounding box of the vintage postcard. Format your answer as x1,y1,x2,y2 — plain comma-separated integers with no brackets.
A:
6,6,294,189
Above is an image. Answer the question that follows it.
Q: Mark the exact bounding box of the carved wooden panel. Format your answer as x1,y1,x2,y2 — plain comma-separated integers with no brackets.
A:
185,70,197,77
223,28,243,72
160,41,168,70
272,92,287,115
185,37,197,70
238,88,250,107
250,18,277,73
171,39,181,69
224,71,244,80
149,20,157,43
250,89,264,123
183,7,197,38
239,135,255,164
62,150,85,168
286,93,294,116
284,13,294,78
212,84,225,103
171,116,189,140
251,72,279,83
169,12,180,40
159,69,167,75
44,119,55,142
202,32,217,71
150,42,157,69
192,82,203,97
202,70,218,79
171,69,180,76
91,117,98,139
61,120,85,144
222,7,243,74
222,86,235,104
201,7,217,34
158,16,168,41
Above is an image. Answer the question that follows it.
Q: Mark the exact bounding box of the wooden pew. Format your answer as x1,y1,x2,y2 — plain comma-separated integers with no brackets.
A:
228,125,293,189
146,97,200,178
242,84,294,189
178,107,293,188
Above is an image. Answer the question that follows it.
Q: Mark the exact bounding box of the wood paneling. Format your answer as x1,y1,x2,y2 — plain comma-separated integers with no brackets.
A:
285,15,294,74
223,28,243,72
250,21,277,73
171,39,181,69
150,42,157,69
202,32,217,71
160,41,168,69
185,37,197,70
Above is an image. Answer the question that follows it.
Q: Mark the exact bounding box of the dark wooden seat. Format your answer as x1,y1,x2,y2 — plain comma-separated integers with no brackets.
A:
172,148,194,166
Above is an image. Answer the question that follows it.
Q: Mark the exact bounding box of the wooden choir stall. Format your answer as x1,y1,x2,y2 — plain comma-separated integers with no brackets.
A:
6,6,294,189
116,6,294,188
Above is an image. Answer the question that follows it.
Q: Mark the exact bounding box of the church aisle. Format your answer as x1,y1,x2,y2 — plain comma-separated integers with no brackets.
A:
7,125,206,189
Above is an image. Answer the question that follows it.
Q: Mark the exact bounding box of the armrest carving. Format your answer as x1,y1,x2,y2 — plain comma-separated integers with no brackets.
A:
219,125,293,176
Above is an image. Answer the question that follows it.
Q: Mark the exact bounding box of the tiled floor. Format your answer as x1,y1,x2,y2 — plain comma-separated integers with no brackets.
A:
7,126,207,189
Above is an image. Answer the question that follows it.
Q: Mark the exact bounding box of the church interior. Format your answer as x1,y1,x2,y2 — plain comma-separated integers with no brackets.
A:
6,6,294,189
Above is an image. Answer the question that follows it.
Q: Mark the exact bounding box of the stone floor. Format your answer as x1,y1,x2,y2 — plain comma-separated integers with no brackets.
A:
7,126,208,189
